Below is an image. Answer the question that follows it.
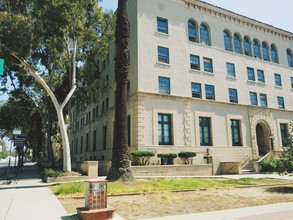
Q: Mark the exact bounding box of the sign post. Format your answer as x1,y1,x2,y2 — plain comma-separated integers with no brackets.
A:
0,59,4,76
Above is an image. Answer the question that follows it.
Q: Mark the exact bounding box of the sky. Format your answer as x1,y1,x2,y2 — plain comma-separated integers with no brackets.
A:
100,0,293,33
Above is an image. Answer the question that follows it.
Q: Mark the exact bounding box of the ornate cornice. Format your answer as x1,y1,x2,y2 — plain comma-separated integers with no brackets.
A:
184,0,293,41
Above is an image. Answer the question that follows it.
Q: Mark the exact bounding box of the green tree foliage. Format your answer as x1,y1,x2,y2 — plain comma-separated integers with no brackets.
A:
0,0,115,170
0,140,8,158
276,123,293,175
0,92,44,159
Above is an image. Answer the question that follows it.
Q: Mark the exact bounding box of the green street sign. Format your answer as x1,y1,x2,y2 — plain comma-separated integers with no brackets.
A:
0,59,4,76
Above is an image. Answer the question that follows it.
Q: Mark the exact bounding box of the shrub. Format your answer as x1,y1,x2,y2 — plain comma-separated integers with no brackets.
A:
157,153,177,158
260,156,278,173
178,151,197,164
130,150,155,165
130,150,155,157
43,168,62,178
157,153,177,165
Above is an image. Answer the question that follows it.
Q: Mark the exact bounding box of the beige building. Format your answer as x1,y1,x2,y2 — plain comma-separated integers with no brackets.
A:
69,0,293,174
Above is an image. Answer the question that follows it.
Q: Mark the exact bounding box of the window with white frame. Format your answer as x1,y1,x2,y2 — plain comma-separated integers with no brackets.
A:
158,114,172,145
226,62,235,77
199,117,212,146
230,119,242,146
203,57,213,73
157,17,168,34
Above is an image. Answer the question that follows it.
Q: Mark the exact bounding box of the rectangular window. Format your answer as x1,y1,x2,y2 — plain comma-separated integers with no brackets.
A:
247,67,255,81
277,96,285,109
92,108,96,120
105,98,109,111
205,84,215,100
158,114,172,145
158,46,169,64
86,133,89,152
199,117,212,146
127,115,131,146
103,126,107,149
229,88,238,103
257,70,265,83
102,101,105,113
203,58,213,73
231,119,242,146
191,82,202,98
274,73,282,86
157,17,168,34
260,93,267,107
280,123,289,147
291,77,293,89
226,62,235,77
75,138,78,154
250,92,258,106
80,136,83,153
95,106,99,117
190,54,200,70
158,76,170,94
93,130,97,151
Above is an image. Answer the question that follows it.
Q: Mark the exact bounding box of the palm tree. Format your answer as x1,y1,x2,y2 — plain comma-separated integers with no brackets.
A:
107,0,135,181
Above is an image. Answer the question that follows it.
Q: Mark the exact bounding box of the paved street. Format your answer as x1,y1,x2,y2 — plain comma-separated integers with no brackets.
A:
0,157,18,183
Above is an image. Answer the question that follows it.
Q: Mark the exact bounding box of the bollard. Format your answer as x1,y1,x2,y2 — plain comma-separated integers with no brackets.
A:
86,180,107,210
77,180,116,220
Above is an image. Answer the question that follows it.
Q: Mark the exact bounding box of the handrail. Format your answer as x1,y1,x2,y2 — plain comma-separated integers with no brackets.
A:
257,152,271,163
240,154,251,167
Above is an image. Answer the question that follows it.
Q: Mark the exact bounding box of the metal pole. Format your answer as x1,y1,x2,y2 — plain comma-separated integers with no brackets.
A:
6,140,13,184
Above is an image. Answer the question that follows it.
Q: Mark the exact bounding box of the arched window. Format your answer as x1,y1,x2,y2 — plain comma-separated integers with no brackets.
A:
270,44,278,63
200,23,210,45
188,20,197,42
233,34,242,54
253,39,261,58
223,30,232,51
243,36,252,56
262,42,269,61
287,49,293,67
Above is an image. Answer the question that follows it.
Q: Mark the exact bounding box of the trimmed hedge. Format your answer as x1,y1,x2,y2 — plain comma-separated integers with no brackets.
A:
130,150,155,157
157,153,177,158
178,152,197,158
130,150,155,165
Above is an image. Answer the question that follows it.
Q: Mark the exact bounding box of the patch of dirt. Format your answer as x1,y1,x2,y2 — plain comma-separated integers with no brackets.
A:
60,171,82,177
59,185,293,220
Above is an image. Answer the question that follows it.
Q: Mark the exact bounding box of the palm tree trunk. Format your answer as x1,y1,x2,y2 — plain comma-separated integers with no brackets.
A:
107,0,134,181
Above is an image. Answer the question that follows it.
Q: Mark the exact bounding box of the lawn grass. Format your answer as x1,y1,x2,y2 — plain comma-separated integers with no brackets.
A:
49,177,287,197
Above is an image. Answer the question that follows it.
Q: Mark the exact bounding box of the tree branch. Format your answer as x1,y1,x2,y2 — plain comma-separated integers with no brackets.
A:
11,53,60,110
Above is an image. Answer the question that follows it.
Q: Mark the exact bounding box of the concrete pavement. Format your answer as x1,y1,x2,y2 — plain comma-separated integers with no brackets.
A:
0,161,78,220
141,202,293,220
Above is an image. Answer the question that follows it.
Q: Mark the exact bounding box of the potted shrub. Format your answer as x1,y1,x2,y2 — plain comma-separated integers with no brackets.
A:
178,152,197,164
130,150,155,165
157,153,177,165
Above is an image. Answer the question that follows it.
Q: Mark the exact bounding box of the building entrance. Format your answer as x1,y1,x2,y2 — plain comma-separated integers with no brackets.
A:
256,122,271,156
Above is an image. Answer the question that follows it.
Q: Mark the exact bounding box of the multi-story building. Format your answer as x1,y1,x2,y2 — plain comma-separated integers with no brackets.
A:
69,0,293,174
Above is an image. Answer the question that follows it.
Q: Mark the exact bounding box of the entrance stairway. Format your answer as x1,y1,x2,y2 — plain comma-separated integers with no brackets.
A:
241,160,257,174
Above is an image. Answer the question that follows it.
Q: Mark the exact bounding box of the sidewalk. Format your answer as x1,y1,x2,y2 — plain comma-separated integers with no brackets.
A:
0,161,124,220
141,202,293,220
0,162,78,220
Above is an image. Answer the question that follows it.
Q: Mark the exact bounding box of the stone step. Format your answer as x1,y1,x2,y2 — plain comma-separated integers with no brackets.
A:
241,169,257,174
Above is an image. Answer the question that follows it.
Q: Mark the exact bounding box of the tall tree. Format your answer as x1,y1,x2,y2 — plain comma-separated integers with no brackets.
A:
0,0,115,171
107,0,135,181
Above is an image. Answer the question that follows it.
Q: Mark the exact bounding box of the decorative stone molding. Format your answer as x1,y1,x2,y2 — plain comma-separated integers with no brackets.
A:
184,0,293,41
249,108,274,160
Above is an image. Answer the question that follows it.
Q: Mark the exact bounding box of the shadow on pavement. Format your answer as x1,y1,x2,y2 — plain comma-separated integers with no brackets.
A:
61,214,80,220
266,186,293,194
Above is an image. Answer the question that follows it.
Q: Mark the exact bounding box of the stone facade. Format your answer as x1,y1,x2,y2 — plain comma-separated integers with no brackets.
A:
69,0,293,174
